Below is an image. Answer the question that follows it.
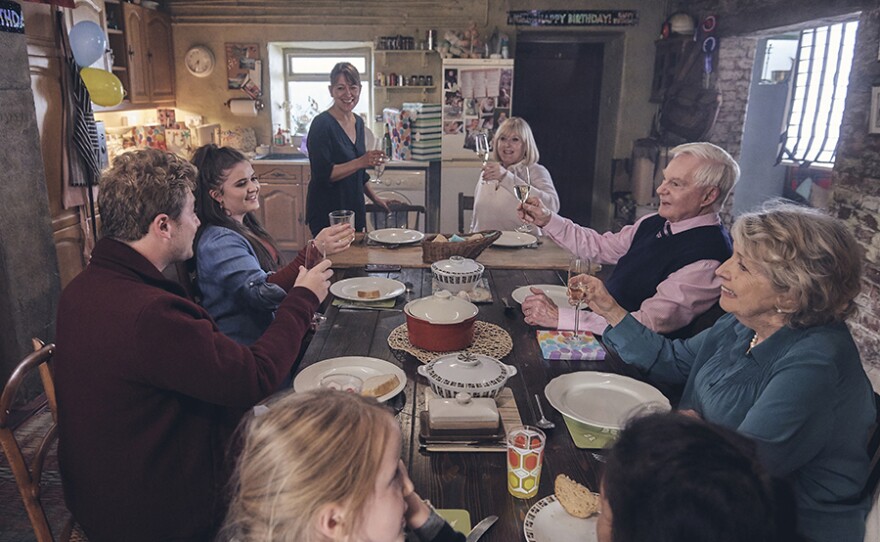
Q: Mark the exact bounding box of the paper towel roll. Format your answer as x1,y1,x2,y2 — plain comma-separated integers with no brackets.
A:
229,99,258,117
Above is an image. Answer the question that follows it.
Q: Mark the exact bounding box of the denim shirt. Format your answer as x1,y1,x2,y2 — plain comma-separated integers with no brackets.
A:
603,313,875,542
196,225,286,345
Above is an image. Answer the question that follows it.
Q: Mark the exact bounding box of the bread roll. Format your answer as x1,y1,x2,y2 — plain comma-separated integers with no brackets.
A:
357,289,381,299
361,374,401,398
433,234,448,243
555,474,600,518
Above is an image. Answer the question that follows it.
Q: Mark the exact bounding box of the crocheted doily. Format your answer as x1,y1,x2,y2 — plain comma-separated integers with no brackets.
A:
387,321,513,364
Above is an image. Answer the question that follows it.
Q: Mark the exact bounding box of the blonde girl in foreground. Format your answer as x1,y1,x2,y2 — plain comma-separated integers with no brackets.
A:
220,389,465,542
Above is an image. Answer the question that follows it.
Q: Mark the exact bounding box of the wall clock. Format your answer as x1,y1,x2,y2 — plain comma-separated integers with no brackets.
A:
185,45,215,78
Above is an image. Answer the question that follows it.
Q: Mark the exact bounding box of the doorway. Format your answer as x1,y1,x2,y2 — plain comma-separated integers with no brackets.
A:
513,39,604,227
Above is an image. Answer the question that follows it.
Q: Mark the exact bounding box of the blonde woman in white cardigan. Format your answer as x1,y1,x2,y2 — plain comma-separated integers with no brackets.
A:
470,117,559,233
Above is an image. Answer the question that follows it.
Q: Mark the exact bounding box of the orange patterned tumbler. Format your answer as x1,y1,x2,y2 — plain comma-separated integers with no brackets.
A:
506,425,546,499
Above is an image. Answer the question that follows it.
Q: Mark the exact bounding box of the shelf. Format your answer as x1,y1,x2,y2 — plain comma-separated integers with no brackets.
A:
107,28,123,34
111,66,127,72
376,86,437,91
376,49,438,68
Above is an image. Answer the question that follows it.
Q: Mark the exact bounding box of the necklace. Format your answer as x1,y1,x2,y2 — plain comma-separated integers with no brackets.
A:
747,333,759,354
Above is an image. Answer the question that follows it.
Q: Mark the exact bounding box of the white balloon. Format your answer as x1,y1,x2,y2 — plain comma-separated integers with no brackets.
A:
70,21,106,67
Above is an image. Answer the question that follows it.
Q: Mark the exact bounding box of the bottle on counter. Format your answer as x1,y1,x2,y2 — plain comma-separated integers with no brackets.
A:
274,125,285,146
383,125,393,159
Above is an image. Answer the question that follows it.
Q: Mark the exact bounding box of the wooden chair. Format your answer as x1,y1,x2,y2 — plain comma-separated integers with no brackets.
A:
0,339,85,542
458,192,474,234
366,202,426,231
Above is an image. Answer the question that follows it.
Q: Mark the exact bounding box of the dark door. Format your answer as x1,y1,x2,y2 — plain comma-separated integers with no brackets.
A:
513,40,603,227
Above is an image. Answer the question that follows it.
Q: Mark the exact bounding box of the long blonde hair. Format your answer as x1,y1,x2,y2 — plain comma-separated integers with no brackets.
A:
220,390,398,541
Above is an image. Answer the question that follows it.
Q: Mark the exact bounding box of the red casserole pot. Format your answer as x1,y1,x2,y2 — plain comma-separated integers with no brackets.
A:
404,291,479,352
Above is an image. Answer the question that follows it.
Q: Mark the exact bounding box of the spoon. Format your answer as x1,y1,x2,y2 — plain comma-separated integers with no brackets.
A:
534,393,556,430
500,297,515,318
404,281,414,300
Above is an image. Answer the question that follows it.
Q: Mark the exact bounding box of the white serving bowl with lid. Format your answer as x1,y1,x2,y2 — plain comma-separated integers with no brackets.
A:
417,352,517,399
404,291,479,351
431,255,484,293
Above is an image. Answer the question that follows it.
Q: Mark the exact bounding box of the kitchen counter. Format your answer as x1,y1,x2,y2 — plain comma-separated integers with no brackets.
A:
254,153,430,169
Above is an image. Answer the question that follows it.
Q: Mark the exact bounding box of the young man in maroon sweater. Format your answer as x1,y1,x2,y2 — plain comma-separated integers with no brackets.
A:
53,149,333,541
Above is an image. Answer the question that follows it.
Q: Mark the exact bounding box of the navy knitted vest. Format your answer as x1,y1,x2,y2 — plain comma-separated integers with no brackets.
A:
605,214,732,315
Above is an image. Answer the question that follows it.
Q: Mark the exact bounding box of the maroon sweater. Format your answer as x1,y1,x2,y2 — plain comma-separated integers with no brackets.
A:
54,239,318,541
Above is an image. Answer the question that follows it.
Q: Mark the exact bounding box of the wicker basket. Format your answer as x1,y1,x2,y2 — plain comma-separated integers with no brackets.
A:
421,230,501,264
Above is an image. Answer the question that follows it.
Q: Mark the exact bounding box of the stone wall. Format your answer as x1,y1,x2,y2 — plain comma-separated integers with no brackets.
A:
675,0,880,388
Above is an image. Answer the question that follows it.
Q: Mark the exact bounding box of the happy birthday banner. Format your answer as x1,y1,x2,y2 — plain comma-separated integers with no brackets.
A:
508,10,639,27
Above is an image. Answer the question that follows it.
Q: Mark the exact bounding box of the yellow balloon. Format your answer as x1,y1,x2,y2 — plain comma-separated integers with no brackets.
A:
80,68,124,107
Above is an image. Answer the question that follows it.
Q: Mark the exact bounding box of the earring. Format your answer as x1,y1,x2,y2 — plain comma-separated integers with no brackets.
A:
218,200,231,216
775,307,784,313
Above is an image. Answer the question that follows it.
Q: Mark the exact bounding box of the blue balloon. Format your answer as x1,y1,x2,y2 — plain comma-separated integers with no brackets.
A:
70,21,106,68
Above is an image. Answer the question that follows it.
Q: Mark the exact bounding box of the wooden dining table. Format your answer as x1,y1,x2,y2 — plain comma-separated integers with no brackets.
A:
296,265,651,541
327,233,575,270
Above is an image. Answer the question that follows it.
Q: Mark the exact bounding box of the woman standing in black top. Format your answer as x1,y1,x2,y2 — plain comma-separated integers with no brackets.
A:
306,62,390,235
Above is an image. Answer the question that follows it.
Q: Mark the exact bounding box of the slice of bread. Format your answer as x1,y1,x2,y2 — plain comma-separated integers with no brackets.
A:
357,289,381,299
361,374,401,398
555,474,600,518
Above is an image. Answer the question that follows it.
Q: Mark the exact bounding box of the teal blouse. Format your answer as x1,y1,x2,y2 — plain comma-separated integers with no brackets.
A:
603,313,875,542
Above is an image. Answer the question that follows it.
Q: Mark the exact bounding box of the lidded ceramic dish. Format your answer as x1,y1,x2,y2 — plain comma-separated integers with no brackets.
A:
417,352,517,399
431,255,484,293
404,291,479,351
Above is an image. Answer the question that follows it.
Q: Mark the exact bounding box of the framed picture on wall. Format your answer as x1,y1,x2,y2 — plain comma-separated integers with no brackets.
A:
871,86,880,135
225,43,260,90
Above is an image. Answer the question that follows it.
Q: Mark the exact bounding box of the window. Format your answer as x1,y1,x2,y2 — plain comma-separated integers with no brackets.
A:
781,20,859,167
282,46,372,134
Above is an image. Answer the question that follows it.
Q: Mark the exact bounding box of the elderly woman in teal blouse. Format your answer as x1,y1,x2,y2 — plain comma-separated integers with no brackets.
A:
577,202,874,542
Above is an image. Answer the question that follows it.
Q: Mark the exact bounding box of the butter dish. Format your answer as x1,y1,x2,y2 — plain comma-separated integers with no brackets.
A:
428,392,500,430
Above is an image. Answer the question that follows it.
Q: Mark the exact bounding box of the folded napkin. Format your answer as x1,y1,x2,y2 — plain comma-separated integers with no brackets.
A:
435,510,471,535
562,415,618,449
332,297,397,309
536,330,606,360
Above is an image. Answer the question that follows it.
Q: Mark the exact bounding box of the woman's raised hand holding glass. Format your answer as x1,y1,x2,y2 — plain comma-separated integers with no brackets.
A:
370,138,386,183
515,165,533,233
566,258,592,346
475,132,490,166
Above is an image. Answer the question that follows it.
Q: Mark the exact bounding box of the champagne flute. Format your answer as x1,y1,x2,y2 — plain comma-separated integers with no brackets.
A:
566,258,591,346
514,165,533,233
370,138,386,184
304,239,327,330
475,132,490,166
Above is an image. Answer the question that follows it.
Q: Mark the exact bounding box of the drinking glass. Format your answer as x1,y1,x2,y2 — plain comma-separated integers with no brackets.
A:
475,132,490,166
370,138,387,183
304,239,327,330
329,210,356,246
507,425,546,499
514,165,533,233
566,258,592,346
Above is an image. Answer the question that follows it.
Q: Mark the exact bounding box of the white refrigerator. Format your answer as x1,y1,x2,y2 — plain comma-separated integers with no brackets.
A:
440,58,514,233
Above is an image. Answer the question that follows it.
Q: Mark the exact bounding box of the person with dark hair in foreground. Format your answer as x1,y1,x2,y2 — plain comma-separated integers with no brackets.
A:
598,412,801,542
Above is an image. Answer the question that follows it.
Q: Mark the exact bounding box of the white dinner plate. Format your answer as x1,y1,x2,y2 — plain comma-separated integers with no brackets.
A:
544,372,670,430
492,231,538,248
511,285,586,311
524,495,598,542
293,356,406,403
368,228,425,245
330,277,406,302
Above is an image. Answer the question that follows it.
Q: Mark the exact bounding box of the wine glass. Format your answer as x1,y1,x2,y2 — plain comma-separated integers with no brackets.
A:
304,239,327,330
475,132,490,166
566,258,591,346
514,165,533,233
370,138,386,184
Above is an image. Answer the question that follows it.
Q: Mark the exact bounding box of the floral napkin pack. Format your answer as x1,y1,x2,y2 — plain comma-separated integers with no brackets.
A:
536,330,606,360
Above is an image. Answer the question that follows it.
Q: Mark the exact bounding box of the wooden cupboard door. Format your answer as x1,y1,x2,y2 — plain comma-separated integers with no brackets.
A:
145,10,174,102
122,3,148,103
257,182,305,256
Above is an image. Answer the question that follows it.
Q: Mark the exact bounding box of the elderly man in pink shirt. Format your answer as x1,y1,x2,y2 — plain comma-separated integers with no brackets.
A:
519,142,739,338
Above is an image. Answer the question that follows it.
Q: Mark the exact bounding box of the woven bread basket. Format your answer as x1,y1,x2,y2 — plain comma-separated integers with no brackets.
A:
421,230,501,264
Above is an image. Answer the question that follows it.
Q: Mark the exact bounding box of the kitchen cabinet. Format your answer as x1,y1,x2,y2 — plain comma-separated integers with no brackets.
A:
650,36,696,103
374,50,440,108
252,163,309,257
106,0,175,105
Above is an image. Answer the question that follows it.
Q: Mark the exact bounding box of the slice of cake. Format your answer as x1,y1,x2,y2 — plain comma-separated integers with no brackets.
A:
555,474,600,518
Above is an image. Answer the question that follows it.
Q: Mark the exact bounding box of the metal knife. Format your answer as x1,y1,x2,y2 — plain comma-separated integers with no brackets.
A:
337,305,401,312
466,515,498,542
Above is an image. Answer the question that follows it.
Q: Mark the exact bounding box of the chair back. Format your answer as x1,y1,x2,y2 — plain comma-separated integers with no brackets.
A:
366,203,426,231
458,192,474,234
0,339,81,542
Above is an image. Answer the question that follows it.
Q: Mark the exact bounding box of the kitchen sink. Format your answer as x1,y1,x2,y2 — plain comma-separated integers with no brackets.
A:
255,153,307,160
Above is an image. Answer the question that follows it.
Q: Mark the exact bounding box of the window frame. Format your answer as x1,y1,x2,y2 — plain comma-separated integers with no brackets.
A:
779,19,859,168
281,45,373,133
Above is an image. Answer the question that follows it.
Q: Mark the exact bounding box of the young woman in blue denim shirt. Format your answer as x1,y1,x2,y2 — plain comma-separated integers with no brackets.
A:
191,145,352,345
